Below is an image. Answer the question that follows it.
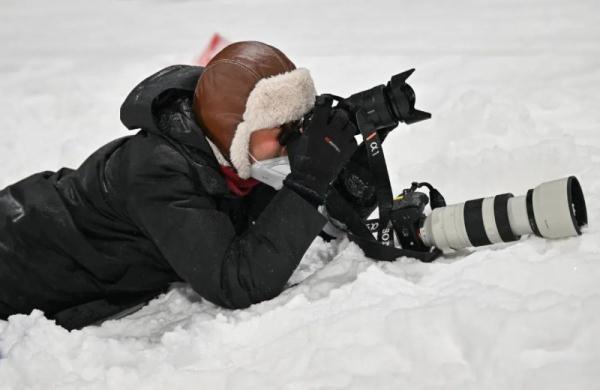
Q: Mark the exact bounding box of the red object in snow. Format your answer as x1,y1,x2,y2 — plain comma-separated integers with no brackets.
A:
194,33,230,66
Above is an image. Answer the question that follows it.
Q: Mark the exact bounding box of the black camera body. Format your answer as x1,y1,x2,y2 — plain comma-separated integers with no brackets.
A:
309,69,445,262
317,70,587,263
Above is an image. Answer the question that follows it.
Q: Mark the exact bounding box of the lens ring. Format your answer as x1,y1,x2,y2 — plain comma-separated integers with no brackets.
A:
494,193,520,242
526,189,543,237
567,176,587,234
464,198,492,246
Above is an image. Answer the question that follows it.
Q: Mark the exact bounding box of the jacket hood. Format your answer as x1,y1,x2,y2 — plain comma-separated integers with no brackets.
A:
120,65,216,158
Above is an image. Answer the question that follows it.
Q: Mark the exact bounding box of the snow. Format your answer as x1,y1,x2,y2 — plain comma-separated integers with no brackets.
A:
1,0,599,388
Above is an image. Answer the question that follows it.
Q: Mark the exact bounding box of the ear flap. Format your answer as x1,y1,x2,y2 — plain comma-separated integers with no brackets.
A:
229,68,317,178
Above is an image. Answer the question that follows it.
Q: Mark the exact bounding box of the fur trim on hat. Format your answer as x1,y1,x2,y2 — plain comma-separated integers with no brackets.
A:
229,68,316,179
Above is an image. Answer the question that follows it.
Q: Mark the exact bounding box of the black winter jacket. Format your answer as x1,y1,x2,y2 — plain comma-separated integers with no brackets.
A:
0,65,326,329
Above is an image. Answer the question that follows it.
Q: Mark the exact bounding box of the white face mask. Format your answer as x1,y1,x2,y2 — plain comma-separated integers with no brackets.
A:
249,154,291,190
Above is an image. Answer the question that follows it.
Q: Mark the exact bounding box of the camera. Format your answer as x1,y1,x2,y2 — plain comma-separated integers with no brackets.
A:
322,71,588,262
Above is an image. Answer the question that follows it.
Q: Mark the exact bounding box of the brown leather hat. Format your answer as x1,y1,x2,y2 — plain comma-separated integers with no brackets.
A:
193,41,316,178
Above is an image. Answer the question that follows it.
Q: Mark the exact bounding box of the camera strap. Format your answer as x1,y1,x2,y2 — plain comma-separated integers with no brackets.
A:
336,109,441,262
354,111,394,244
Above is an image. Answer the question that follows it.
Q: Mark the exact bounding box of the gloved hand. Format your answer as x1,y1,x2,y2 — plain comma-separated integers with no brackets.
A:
284,95,358,205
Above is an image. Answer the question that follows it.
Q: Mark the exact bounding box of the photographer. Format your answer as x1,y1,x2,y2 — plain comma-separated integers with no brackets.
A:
0,41,375,329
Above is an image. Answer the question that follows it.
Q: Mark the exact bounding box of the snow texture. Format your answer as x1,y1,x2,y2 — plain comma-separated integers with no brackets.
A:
1,0,599,389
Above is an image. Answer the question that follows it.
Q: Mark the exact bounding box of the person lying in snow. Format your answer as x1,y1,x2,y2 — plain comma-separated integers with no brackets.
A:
0,41,377,330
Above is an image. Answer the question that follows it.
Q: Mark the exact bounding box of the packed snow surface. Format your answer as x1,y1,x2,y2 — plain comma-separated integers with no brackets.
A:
1,0,600,389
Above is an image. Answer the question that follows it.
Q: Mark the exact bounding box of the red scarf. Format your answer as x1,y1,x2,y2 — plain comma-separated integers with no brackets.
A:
219,165,260,197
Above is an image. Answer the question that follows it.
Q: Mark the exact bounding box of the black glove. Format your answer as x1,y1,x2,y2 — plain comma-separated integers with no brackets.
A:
284,95,358,205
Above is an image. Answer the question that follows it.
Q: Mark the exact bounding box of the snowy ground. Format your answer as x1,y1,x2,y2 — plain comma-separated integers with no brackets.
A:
1,0,600,389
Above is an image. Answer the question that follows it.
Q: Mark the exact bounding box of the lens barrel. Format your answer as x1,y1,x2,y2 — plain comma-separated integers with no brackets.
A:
419,176,587,251
344,69,431,131
346,85,398,131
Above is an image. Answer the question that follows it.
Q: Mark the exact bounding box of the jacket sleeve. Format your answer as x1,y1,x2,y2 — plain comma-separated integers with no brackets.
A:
124,143,326,309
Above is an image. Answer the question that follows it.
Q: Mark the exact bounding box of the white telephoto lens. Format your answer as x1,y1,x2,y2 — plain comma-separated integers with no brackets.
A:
420,176,587,251
529,176,587,239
